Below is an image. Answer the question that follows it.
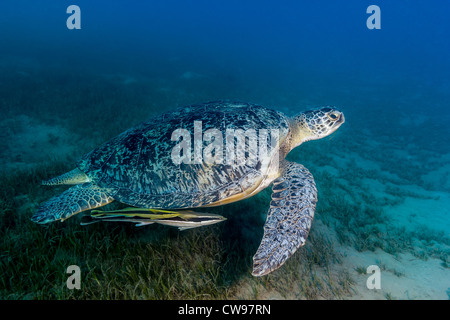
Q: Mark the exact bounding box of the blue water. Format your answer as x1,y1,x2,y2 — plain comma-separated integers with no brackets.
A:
0,0,449,299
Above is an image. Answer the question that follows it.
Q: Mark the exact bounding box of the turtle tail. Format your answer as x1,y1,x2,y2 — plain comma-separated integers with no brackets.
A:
42,168,90,186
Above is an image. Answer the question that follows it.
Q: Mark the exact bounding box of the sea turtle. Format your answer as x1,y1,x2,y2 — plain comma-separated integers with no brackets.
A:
32,101,345,276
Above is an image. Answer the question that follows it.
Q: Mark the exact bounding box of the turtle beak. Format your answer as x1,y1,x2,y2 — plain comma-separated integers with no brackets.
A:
328,112,344,136
337,112,345,125
333,112,345,128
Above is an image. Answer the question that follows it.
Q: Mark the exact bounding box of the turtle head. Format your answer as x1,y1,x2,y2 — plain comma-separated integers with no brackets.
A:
290,107,345,148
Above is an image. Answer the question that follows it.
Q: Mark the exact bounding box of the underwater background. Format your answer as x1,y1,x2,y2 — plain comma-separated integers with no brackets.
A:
0,0,449,299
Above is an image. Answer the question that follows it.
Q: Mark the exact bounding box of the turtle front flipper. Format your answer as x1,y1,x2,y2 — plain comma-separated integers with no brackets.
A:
32,183,114,224
252,161,317,276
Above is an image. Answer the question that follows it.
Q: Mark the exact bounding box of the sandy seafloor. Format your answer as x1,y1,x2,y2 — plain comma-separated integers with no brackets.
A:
0,57,449,300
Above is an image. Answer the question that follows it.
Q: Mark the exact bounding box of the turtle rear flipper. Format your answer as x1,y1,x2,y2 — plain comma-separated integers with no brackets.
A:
42,168,90,186
32,183,114,224
252,161,317,276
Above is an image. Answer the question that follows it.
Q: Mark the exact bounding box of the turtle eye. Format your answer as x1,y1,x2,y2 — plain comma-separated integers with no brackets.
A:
327,112,339,121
